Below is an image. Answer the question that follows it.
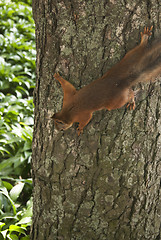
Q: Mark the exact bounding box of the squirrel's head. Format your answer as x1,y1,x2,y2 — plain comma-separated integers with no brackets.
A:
52,112,73,131
52,72,76,131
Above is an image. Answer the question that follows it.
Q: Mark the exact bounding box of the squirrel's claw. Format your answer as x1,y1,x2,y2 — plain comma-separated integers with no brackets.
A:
77,127,83,136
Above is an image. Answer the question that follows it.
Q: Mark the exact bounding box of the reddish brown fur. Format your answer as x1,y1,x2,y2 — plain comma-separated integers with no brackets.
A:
52,27,161,135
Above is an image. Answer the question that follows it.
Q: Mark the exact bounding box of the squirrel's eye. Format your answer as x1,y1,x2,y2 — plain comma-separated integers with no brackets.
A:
55,120,64,125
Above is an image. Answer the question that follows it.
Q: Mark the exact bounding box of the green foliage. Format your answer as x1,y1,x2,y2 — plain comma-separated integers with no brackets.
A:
0,0,35,96
0,0,35,176
0,0,35,239
0,178,32,240
0,93,33,177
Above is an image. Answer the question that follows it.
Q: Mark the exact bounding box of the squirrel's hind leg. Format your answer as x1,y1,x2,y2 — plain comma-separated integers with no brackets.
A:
126,89,136,110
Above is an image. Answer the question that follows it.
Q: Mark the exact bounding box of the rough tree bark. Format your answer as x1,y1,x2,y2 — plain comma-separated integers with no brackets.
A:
31,1,161,239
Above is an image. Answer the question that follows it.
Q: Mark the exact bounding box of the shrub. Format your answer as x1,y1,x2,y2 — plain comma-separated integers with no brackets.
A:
0,0,35,177
0,0,35,238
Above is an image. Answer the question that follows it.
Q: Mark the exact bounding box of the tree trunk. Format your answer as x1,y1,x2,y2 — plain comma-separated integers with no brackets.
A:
31,1,161,239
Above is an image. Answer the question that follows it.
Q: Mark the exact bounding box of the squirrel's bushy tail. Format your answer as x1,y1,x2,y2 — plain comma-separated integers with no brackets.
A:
132,39,161,85
139,39,161,69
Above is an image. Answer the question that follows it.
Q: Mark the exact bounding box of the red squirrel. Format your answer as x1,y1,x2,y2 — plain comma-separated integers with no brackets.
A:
52,27,161,135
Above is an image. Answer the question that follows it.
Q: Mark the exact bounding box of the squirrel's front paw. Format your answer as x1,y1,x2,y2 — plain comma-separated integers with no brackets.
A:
54,72,60,79
77,127,83,136
140,26,153,43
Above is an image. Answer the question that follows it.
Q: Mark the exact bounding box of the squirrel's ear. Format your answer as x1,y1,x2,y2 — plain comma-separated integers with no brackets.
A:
54,73,76,107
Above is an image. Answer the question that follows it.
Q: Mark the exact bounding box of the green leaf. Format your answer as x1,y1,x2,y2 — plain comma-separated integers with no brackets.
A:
0,232,4,240
16,217,32,226
24,179,32,185
0,229,8,239
10,182,25,201
0,222,5,231
23,141,31,151
9,225,26,235
0,213,17,221
2,181,13,190
7,233,18,240
0,147,10,155
0,187,16,215
20,236,30,240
